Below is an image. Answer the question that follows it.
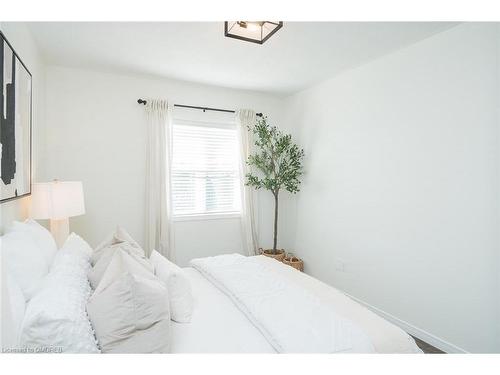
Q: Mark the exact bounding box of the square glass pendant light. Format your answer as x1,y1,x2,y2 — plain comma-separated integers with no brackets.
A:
224,21,283,44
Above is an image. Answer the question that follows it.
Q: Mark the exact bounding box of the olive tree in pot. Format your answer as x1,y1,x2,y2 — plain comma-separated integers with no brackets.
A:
246,116,304,260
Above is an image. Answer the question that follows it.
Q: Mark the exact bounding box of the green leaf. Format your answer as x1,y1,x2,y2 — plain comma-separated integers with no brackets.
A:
246,116,305,195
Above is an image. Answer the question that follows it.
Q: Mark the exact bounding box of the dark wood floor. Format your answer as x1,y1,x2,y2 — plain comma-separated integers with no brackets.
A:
411,336,445,353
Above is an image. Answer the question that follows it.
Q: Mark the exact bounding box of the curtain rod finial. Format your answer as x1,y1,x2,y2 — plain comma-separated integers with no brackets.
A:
138,99,147,105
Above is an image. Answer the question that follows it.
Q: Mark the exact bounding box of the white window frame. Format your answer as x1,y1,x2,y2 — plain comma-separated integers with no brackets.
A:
171,114,242,221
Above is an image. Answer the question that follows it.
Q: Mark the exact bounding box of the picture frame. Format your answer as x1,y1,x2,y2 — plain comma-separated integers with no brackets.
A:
0,30,33,203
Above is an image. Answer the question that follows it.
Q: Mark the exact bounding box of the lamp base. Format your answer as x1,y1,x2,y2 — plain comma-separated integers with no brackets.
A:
50,218,69,249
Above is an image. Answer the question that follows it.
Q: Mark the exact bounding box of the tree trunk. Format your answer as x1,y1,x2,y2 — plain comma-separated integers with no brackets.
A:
273,192,279,254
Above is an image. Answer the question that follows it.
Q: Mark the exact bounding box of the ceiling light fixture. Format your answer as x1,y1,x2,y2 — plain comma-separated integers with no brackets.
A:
224,21,283,44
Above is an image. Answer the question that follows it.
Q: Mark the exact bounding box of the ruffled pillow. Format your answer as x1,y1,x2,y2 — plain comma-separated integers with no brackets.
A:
20,234,100,353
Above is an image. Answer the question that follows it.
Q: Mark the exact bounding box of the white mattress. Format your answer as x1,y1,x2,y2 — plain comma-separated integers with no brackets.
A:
171,266,421,353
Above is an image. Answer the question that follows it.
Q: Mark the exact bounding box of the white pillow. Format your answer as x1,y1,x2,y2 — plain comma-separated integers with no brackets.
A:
11,220,58,265
0,231,49,300
92,226,144,266
149,250,193,323
1,267,26,350
88,242,154,290
50,233,93,276
61,232,92,258
20,242,100,353
87,250,170,353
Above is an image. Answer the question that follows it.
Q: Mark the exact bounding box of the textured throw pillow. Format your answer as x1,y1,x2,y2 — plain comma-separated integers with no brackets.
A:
63,232,93,256
88,242,154,290
149,250,193,323
87,250,170,353
50,233,93,277
20,237,100,353
11,220,58,266
91,226,144,266
0,231,49,300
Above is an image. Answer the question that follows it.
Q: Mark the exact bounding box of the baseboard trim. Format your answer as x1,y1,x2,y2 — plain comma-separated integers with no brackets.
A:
343,292,468,354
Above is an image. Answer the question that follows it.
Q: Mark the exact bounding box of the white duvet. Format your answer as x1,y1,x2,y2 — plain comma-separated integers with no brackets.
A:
190,254,375,353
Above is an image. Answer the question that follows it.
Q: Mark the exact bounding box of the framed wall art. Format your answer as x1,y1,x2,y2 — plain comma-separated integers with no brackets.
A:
0,30,32,203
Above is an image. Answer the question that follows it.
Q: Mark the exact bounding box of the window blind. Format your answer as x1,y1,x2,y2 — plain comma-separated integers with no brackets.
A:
171,117,241,217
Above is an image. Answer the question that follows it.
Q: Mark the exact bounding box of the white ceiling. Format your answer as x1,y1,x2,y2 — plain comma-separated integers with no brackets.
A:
27,22,458,95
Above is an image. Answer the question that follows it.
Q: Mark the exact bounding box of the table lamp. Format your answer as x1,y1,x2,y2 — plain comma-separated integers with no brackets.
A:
30,180,85,248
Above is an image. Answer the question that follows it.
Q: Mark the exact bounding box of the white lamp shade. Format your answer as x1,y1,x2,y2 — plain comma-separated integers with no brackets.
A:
31,181,85,220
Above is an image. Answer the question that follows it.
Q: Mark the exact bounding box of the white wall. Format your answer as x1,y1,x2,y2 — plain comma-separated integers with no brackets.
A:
0,23,46,233
42,66,290,265
284,23,500,353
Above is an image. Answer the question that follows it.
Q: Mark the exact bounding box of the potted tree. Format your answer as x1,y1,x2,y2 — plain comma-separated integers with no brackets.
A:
246,116,305,260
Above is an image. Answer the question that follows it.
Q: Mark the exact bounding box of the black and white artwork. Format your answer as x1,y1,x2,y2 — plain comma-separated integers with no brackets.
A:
0,31,32,203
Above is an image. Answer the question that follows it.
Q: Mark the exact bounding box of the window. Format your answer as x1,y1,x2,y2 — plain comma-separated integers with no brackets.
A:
171,110,241,218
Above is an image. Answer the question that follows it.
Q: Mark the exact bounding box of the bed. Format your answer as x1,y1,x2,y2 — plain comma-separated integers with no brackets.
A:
171,259,421,354
1,222,422,354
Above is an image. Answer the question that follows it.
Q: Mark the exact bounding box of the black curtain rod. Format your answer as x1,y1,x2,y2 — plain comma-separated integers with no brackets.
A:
137,99,262,117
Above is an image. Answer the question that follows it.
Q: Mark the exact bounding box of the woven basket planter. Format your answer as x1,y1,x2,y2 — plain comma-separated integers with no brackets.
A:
282,256,304,272
260,248,286,262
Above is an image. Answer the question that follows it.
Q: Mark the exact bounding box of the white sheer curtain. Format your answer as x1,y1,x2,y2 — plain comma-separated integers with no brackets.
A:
145,99,174,260
236,109,259,255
